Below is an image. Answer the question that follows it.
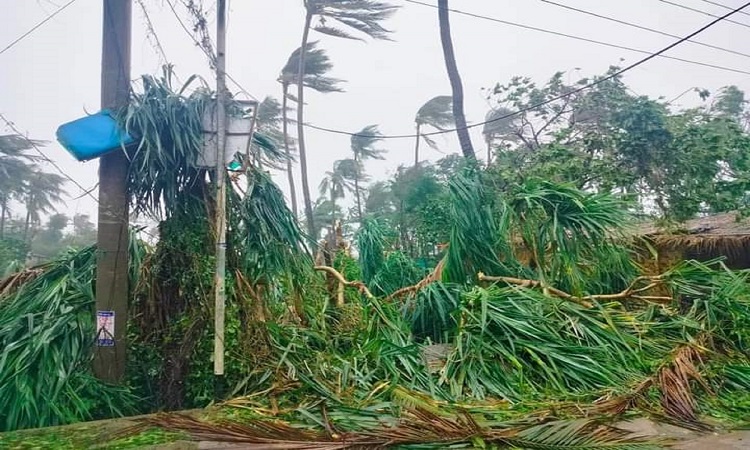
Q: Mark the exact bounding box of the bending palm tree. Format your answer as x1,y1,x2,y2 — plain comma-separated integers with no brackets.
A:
22,172,66,241
482,107,516,163
279,41,344,219
350,125,385,221
414,95,454,166
250,97,289,170
318,158,358,235
0,135,40,238
437,0,475,159
296,0,398,235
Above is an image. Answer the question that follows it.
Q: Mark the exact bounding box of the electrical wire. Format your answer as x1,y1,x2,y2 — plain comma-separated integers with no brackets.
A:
166,0,260,101
656,0,750,29
539,0,750,60
0,112,99,203
136,0,170,67
0,0,79,57
698,0,750,18
303,0,750,139
404,0,750,76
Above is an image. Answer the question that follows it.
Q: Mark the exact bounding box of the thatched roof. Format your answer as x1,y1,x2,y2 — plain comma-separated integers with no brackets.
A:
634,212,750,237
632,212,750,265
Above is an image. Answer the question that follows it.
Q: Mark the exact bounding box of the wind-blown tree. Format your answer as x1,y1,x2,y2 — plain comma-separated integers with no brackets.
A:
311,197,342,242
22,172,66,241
249,96,289,170
318,159,358,232
295,0,398,235
437,0,475,160
0,135,40,238
414,95,454,166
482,107,515,163
350,125,385,221
279,42,344,217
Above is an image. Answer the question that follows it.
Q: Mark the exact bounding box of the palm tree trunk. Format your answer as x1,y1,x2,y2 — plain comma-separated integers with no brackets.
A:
23,208,31,242
354,154,363,221
414,123,421,167
297,11,315,236
282,83,298,217
0,200,6,239
486,138,492,164
438,0,475,160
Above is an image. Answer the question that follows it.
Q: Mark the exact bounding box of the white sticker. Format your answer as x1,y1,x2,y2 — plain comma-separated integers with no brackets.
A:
96,311,115,347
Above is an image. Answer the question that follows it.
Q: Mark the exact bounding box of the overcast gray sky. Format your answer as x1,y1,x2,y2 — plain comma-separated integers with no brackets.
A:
3,0,750,221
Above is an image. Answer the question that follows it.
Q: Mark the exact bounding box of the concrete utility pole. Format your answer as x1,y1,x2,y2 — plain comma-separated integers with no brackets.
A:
94,0,131,383
213,0,228,389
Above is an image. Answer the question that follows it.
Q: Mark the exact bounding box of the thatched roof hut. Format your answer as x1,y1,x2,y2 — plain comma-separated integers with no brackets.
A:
632,212,750,270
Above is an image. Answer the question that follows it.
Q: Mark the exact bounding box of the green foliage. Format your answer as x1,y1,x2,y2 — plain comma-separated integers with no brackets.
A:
0,245,141,431
369,251,424,296
0,237,27,273
356,217,386,284
486,69,750,221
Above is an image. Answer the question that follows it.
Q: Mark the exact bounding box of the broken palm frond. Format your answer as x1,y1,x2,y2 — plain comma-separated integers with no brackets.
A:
0,244,144,432
588,341,714,431
656,344,711,425
0,264,47,299
440,285,661,400
477,273,673,308
125,409,661,449
119,69,280,220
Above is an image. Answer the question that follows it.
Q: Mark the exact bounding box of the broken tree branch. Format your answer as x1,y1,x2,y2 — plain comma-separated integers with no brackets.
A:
314,266,375,302
477,273,671,308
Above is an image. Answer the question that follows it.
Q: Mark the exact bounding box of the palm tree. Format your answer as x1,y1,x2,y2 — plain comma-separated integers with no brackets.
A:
22,171,66,241
437,0,475,160
249,97,289,170
295,0,398,236
279,41,344,218
350,125,385,221
0,135,40,238
414,96,454,166
318,158,358,232
482,107,516,163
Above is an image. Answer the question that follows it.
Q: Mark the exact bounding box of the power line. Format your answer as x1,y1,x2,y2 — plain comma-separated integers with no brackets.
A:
540,0,750,60
657,0,750,30
0,112,99,203
404,0,750,76
136,0,170,67
0,0,79,57
697,0,750,18
304,0,750,140
165,0,260,101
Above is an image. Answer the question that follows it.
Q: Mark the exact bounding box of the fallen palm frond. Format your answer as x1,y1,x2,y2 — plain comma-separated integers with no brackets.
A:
0,244,143,431
0,264,47,298
126,409,662,449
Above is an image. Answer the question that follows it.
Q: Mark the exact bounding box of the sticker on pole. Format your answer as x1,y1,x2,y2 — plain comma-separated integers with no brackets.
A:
96,311,115,347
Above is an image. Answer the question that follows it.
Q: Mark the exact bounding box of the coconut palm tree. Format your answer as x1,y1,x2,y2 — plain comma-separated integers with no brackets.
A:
295,0,398,236
482,107,516,163
279,41,344,218
22,171,66,241
0,135,40,238
318,158,358,231
249,96,289,170
350,125,385,221
437,0,475,160
414,96,454,166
